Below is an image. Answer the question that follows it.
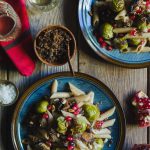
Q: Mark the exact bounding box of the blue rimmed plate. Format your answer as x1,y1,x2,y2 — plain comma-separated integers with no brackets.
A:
78,0,150,68
12,72,125,150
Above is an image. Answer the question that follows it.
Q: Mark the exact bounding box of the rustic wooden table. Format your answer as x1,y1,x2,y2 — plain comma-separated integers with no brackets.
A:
0,0,149,150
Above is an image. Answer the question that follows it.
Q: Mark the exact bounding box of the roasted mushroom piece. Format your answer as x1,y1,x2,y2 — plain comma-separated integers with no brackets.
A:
34,142,50,150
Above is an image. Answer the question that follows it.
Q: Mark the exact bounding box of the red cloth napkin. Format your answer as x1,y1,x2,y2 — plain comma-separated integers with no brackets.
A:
0,0,35,76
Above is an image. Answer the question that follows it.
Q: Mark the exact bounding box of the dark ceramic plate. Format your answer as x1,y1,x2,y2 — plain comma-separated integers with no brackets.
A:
12,72,125,150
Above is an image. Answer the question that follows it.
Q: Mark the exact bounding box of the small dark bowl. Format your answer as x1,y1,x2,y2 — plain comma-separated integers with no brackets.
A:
0,80,19,106
34,25,77,66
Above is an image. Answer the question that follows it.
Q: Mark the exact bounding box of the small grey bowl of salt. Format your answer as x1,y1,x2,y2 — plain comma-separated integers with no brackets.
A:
0,80,19,106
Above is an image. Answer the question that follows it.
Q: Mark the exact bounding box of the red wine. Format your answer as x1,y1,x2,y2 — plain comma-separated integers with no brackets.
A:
0,16,15,36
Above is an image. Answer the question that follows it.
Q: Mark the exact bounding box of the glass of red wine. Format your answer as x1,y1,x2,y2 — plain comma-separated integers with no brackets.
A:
0,1,21,41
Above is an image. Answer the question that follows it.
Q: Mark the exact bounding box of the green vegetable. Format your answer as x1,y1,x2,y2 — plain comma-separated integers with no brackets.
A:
94,138,104,150
114,38,128,50
57,116,68,134
101,23,114,40
72,116,87,134
83,104,100,122
128,38,141,46
36,100,49,113
137,20,147,32
112,0,125,12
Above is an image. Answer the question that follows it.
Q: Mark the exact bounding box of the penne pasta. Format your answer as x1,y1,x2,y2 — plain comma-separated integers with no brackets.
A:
68,82,85,96
115,9,127,20
69,93,91,103
51,80,58,94
125,33,150,39
92,128,111,135
140,47,150,52
102,119,116,128
77,115,91,125
78,102,84,107
88,91,94,104
92,4,100,27
50,92,72,99
27,145,32,150
94,134,112,139
76,139,89,150
61,110,75,118
98,107,116,121
122,47,150,53
113,27,134,34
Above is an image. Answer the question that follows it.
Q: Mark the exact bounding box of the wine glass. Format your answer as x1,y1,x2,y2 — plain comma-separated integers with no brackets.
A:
28,0,59,12
0,1,21,41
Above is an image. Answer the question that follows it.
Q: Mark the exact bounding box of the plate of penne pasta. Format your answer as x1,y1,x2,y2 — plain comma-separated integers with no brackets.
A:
12,72,125,150
78,0,150,68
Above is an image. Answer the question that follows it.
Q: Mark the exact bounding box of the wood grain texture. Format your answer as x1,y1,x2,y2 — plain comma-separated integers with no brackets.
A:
78,31,148,149
0,64,7,150
0,1,78,150
148,67,150,144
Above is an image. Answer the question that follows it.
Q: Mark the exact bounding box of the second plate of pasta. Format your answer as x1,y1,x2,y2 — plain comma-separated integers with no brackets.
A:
78,0,150,68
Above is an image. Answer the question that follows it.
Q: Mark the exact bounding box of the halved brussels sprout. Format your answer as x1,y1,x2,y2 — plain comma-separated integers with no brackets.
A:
114,38,128,50
128,38,141,46
137,20,147,32
101,23,114,40
83,104,100,122
71,116,87,134
36,100,49,113
93,138,104,150
57,116,68,134
112,0,125,12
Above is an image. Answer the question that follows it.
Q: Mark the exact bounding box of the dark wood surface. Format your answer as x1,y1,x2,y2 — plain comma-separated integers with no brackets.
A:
0,0,149,149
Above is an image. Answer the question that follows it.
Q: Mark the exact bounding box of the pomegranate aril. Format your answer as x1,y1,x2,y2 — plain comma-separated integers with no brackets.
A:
130,29,137,36
101,42,107,48
107,46,113,51
65,116,72,122
47,105,52,110
95,121,104,128
130,15,136,20
68,145,74,150
136,8,142,14
72,103,78,111
67,136,74,141
98,37,104,43
146,0,150,9
74,107,81,115
43,113,49,119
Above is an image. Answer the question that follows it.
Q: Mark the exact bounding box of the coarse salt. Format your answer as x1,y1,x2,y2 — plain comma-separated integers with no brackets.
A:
0,84,16,104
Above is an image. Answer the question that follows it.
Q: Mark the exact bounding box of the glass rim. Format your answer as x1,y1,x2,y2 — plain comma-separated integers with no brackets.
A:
28,0,52,6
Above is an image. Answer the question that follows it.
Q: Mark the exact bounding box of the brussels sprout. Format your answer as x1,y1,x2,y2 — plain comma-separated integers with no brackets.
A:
114,38,128,50
57,116,68,134
137,20,147,32
101,23,114,40
93,138,104,150
112,0,125,12
83,104,100,122
128,38,141,46
36,100,49,113
72,116,87,134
